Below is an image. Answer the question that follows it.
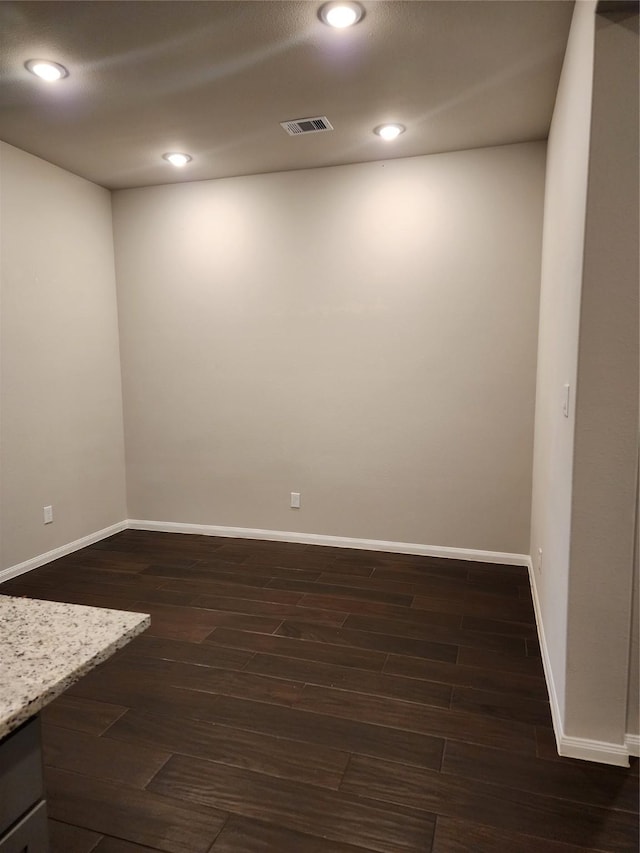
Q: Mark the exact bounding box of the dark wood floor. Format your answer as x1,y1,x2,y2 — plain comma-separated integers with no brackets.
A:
2,530,638,853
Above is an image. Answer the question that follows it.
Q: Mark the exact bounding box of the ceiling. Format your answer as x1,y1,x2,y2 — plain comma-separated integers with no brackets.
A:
0,1,574,190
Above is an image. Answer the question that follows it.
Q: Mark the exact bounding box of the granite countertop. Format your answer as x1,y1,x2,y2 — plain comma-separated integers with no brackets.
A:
0,594,149,739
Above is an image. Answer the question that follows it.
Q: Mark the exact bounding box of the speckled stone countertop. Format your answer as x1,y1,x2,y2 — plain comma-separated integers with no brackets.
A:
0,595,149,739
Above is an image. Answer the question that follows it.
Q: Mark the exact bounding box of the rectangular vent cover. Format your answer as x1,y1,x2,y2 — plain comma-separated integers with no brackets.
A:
280,116,334,136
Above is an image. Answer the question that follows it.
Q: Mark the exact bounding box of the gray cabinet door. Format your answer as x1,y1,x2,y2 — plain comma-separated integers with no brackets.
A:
0,718,44,837
0,801,48,853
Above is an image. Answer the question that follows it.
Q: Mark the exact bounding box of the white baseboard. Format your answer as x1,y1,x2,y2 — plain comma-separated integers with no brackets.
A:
559,735,631,767
2,518,633,765
526,557,631,767
0,521,127,584
625,734,640,757
0,517,531,589
526,556,566,749
126,518,529,566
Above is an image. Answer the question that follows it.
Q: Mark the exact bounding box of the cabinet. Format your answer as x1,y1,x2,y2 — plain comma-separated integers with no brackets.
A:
0,717,49,852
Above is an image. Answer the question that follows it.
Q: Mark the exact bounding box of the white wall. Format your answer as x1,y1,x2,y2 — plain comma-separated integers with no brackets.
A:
0,142,127,571
529,0,595,731
567,7,638,743
530,1,639,755
113,142,545,554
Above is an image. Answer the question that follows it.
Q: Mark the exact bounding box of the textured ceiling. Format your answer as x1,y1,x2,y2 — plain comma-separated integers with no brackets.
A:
0,1,574,190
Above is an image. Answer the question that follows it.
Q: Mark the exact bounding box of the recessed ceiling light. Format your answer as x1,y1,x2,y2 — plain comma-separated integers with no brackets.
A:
25,59,69,82
162,152,192,167
319,2,364,28
374,124,406,141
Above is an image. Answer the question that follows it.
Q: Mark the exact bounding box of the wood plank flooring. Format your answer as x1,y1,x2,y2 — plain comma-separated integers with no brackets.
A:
1,530,638,853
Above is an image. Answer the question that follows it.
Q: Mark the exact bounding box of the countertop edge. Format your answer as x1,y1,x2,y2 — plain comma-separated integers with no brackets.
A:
0,611,150,740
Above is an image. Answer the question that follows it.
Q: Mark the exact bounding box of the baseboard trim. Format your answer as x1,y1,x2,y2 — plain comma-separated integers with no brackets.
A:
625,734,640,757
0,517,531,588
526,556,566,752
559,736,631,767
0,521,128,584
527,556,631,767
126,519,529,566
2,519,632,765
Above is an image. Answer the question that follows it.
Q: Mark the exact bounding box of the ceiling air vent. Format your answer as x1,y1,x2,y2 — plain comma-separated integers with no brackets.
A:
280,116,334,136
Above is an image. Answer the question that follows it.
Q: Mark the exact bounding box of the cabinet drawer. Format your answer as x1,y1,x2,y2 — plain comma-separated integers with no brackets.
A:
0,718,44,836
0,801,48,853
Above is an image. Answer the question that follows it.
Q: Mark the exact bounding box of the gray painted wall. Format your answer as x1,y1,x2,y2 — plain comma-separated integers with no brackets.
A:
530,1,639,749
529,0,596,724
0,143,127,570
567,8,638,742
113,143,545,554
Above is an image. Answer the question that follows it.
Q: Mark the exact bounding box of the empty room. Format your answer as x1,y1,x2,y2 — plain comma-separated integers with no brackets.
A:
0,1,638,852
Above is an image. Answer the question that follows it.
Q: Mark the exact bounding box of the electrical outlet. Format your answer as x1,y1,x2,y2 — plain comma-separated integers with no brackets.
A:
290,492,301,509
43,505,53,524
537,547,543,573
